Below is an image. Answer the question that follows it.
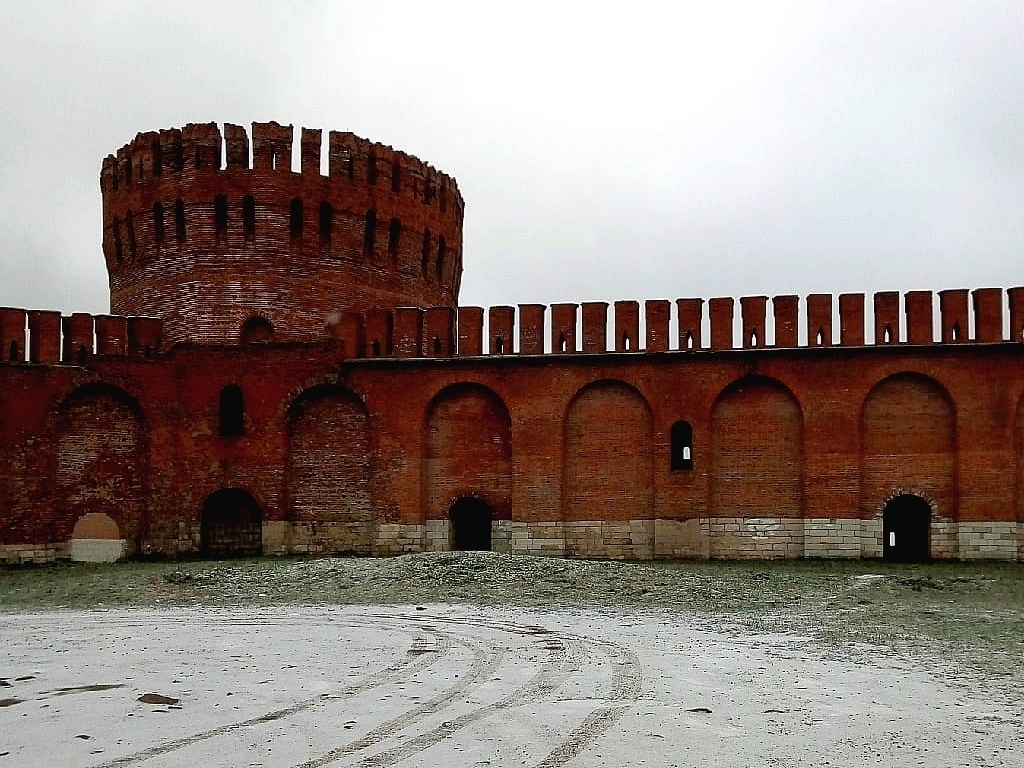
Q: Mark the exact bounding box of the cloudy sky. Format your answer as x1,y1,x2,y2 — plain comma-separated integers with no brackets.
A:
0,1,1022,322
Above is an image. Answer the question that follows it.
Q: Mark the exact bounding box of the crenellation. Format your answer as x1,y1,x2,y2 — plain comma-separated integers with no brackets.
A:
300,127,322,176
224,123,249,169
677,298,704,350
905,290,934,344
645,300,671,352
806,293,832,347
709,297,734,350
1008,287,1024,341
740,295,767,348
972,288,1003,342
250,121,292,172
364,308,393,357
839,293,865,346
393,307,423,358
613,300,639,352
132,131,161,180
582,301,608,353
95,315,128,357
551,303,578,353
518,304,545,355
874,291,900,344
27,310,61,363
457,306,483,356
0,307,26,363
180,122,222,172
939,288,968,343
423,306,455,356
773,295,799,348
61,312,94,363
488,305,515,354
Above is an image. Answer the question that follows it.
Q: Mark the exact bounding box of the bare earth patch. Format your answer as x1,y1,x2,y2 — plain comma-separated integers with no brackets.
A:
0,554,1022,766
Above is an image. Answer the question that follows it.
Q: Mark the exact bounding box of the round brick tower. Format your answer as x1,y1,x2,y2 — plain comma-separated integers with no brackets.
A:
100,121,464,345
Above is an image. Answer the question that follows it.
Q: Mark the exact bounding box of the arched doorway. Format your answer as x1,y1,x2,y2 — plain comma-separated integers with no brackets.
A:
449,497,493,551
201,489,262,558
882,494,931,562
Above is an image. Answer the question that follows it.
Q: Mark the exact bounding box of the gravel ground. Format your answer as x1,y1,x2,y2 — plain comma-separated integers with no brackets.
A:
2,553,1022,698
2,554,1023,767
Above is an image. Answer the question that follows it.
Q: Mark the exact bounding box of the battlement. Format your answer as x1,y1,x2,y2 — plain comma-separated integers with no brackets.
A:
0,308,162,365
101,122,464,220
99,122,465,346
327,287,1024,360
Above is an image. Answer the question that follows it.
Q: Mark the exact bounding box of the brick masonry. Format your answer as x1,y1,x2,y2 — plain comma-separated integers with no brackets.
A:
1,121,1023,564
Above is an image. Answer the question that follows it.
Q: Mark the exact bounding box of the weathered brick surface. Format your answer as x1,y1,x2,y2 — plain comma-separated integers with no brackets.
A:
100,123,464,346
1,121,1024,563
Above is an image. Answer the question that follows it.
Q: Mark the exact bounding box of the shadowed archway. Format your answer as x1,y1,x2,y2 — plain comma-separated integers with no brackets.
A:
882,494,931,562
449,496,493,551
201,488,262,558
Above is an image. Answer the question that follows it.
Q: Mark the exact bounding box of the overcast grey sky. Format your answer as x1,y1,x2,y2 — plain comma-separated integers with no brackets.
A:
1,1,1022,318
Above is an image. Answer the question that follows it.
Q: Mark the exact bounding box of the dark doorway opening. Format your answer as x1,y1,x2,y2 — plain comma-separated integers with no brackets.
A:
882,494,931,562
449,497,493,551
201,488,262,558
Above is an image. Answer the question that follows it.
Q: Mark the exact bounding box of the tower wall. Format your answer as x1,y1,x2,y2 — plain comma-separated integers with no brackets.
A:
101,122,464,346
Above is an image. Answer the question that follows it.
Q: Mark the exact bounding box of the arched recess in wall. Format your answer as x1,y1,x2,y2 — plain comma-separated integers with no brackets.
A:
55,383,147,552
563,380,653,555
285,385,373,554
1015,392,1024,540
425,383,512,524
710,376,803,556
863,373,956,530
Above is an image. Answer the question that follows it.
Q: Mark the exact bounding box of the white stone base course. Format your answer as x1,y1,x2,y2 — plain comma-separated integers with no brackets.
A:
424,519,449,552
69,538,126,563
957,522,1019,560
708,517,804,559
0,542,69,564
511,521,566,557
930,518,959,559
492,519,513,554
373,523,425,555
563,520,654,560
654,519,709,559
261,521,371,556
6,517,1024,563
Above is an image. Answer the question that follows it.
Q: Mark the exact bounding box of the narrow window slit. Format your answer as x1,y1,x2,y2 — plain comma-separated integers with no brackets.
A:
319,202,333,244
214,195,228,241
363,209,376,255
289,198,303,240
219,385,245,437
174,199,186,242
671,421,694,470
388,218,401,260
153,202,165,243
243,195,255,241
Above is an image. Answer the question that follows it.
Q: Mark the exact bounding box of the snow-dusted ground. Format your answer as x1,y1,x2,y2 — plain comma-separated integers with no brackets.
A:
2,605,1021,768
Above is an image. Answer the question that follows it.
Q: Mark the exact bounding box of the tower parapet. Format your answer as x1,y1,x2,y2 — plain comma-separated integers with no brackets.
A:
100,122,464,346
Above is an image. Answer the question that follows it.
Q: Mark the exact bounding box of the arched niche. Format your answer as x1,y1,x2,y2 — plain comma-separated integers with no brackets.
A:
285,385,373,553
55,383,146,553
862,373,956,520
563,380,653,557
709,376,803,557
425,383,512,524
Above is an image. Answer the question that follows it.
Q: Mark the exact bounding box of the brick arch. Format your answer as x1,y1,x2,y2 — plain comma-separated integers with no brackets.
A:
425,383,511,522
710,376,803,557
285,384,373,554
563,380,653,558
55,383,147,552
862,373,956,534
1016,393,1024,560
